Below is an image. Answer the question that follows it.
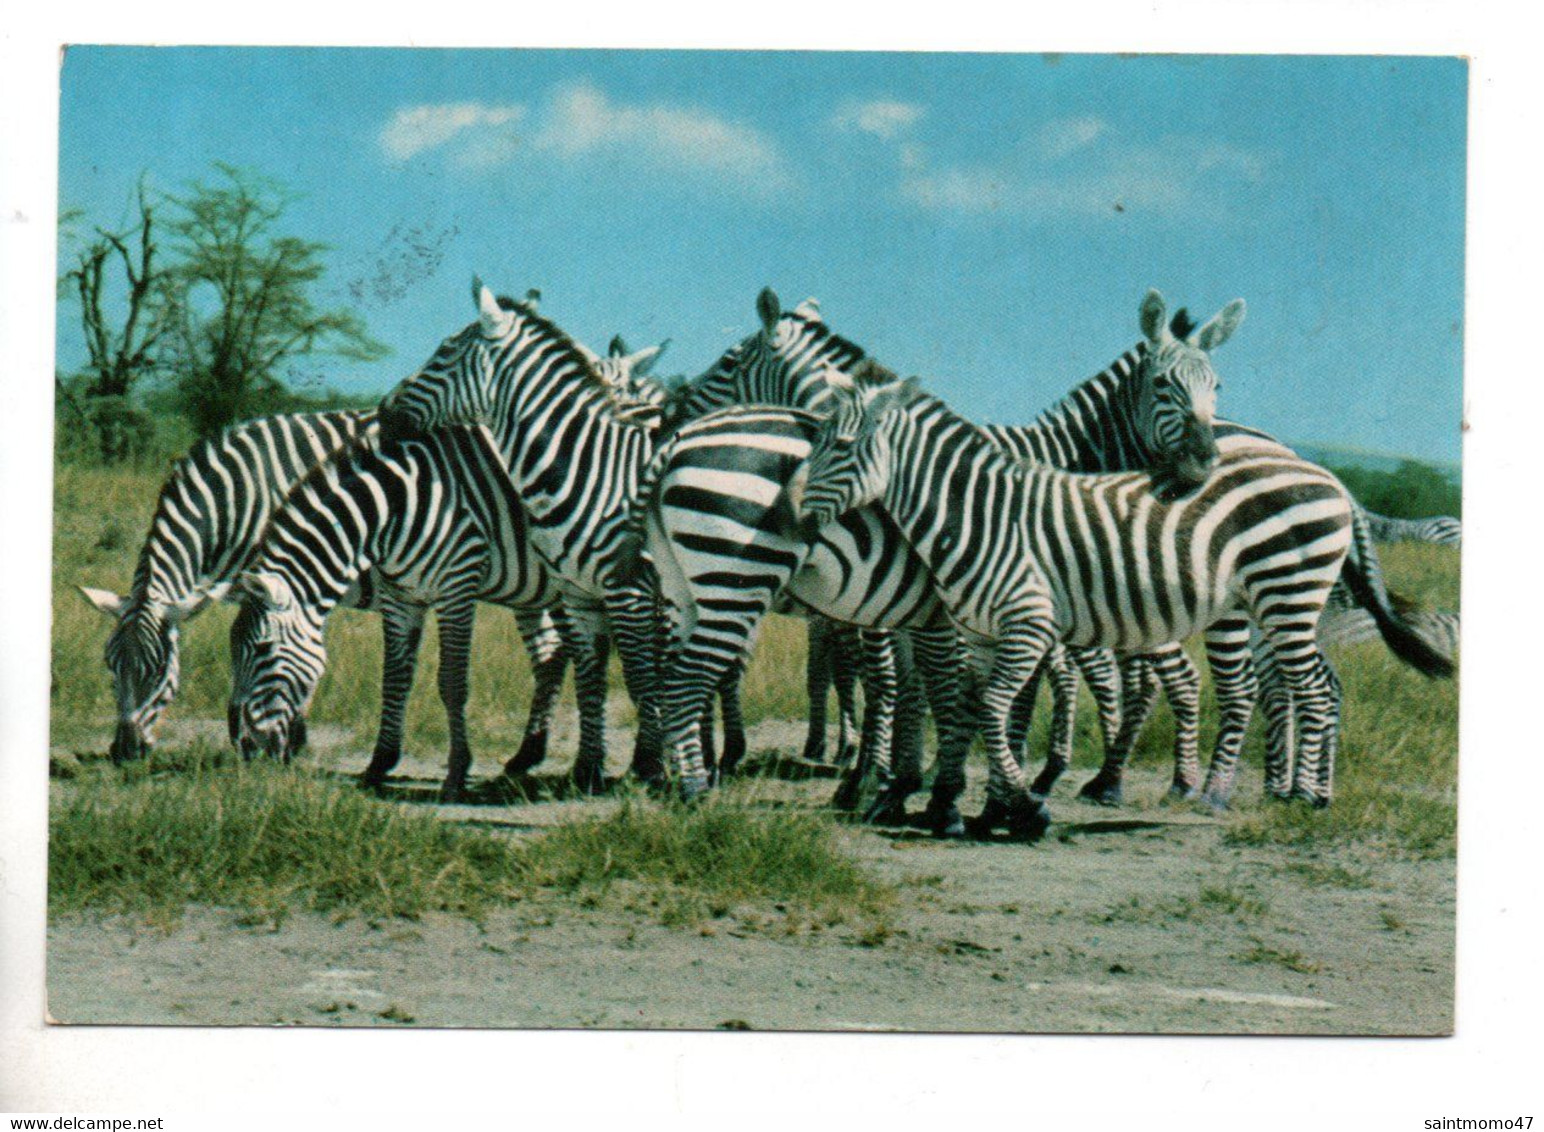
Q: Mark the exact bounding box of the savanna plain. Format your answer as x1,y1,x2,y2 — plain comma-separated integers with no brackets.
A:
46,460,1460,1033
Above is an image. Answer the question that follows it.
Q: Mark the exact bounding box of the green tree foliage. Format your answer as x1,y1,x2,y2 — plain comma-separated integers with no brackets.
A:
156,163,387,438
1328,459,1462,520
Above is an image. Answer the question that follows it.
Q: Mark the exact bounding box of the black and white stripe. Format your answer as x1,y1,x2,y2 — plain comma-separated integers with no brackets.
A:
1363,511,1462,547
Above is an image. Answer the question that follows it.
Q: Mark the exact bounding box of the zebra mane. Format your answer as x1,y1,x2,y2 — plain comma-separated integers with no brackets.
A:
488,292,652,420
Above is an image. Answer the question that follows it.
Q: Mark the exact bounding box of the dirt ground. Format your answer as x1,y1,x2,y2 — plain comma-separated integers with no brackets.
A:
47,716,1455,1035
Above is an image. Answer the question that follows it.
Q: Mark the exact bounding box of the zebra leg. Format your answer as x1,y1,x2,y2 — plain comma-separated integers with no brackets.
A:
359,601,426,789
1198,617,1259,808
801,617,836,763
1078,655,1159,807
912,626,971,839
718,658,748,777
545,606,611,795
830,624,861,767
1255,639,1296,801
1285,648,1341,808
834,629,897,815
1142,645,1202,800
965,623,1056,842
1315,658,1344,806
1071,645,1124,757
859,631,918,826
603,586,668,783
886,629,927,805
503,608,570,776
1024,644,1077,798
434,599,477,804
659,602,772,802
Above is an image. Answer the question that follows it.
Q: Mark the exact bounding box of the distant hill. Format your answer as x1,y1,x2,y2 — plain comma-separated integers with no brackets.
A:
1289,441,1461,483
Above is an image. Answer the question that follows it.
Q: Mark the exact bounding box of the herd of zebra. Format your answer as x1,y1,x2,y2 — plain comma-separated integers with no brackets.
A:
78,281,1460,841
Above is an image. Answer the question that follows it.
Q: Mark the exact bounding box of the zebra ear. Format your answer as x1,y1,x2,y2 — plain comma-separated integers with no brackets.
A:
236,571,293,612
864,376,921,418
794,297,823,321
1193,299,1246,352
608,335,628,358
475,281,514,338
628,340,669,376
166,583,230,624
757,287,782,333
1140,289,1170,345
78,585,127,619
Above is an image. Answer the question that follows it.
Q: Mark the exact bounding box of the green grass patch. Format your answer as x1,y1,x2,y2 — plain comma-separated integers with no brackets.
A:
50,765,526,926
1224,785,1455,860
50,765,897,935
517,797,895,930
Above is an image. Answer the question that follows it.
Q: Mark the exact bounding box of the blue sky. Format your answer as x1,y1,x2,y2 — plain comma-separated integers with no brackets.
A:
57,49,1466,463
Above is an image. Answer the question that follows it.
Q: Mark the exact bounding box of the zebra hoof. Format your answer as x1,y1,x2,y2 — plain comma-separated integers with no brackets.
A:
924,802,966,840
503,732,549,776
1077,776,1123,807
719,736,747,779
862,793,909,827
965,798,1010,839
438,781,468,804
1310,794,1332,810
799,737,827,765
1199,789,1232,812
832,771,864,813
678,775,712,805
572,761,608,797
1164,783,1199,803
1008,796,1052,843
1028,767,1065,798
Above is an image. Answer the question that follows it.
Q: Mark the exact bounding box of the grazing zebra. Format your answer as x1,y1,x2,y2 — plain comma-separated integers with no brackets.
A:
76,410,571,776
787,378,1455,837
228,424,607,801
1363,511,1463,547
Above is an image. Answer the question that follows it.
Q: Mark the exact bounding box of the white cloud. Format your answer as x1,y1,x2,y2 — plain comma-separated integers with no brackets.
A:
830,99,925,141
899,132,1270,220
379,102,525,161
1039,115,1109,159
530,81,789,189
378,82,791,196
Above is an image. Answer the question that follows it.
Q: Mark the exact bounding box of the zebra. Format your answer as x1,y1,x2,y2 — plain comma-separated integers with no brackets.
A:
1363,511,1463,547
787,377,1455,837
638,288,1255,810
228,424,611,801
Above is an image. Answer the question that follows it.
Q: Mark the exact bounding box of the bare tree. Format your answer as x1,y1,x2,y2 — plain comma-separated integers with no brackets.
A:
61,178,167,400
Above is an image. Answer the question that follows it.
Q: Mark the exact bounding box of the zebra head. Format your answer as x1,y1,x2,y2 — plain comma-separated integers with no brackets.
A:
788,376,924,539
581,335,671,424
228,571,325,762
665,289,869,426
78,585,225,763
1132,289,1246,494
376,280,518,444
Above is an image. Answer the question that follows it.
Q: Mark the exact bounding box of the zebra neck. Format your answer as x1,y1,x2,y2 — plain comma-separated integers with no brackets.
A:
880,398,1033,573
487,349,657,523
1004,345,1153,472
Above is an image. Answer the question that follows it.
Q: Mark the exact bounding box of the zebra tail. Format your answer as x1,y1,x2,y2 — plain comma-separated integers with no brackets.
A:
1341,505,1457,679
614,443,674,583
